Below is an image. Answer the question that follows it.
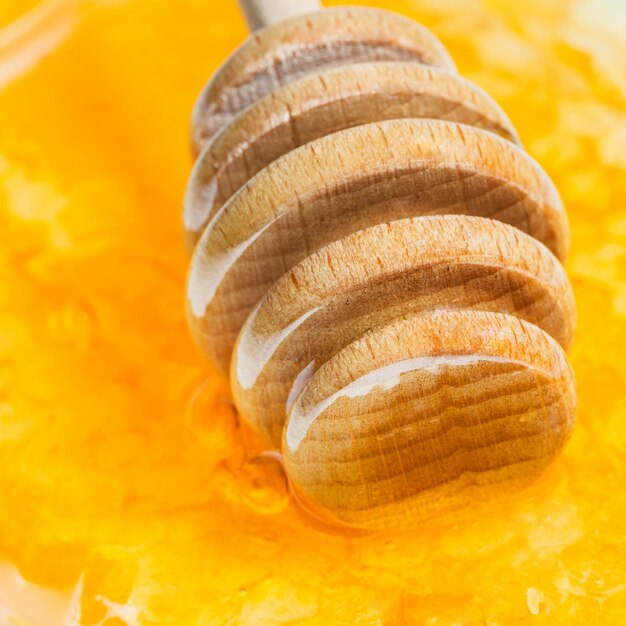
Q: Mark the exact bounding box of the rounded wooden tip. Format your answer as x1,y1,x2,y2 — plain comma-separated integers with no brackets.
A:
184,5,577,530
283,310,576,530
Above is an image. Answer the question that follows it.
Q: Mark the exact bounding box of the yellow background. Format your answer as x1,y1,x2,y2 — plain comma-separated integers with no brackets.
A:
1,0,626,623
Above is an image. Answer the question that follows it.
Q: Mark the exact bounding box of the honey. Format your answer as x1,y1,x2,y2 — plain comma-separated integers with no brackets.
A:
1,0,625,623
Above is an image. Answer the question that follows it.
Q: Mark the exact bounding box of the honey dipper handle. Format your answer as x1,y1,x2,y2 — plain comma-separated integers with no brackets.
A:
237,0,322,31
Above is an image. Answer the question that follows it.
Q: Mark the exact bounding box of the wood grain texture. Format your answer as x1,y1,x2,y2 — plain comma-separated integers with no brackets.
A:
231,216,575,448
283,309,576,530
184,62,520,250
186,118,569,372
190,7,456,155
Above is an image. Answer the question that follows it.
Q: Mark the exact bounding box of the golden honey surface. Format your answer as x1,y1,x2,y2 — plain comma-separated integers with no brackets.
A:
1,0,626,623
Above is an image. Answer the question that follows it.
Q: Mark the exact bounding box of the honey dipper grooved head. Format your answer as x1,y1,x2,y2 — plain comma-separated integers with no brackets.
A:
184,3,577,530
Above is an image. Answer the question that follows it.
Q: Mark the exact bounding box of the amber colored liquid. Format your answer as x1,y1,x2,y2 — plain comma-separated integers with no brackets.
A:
1,0,626,624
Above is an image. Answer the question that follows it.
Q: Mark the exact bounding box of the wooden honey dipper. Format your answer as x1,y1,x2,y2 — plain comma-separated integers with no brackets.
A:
184,0,577,530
